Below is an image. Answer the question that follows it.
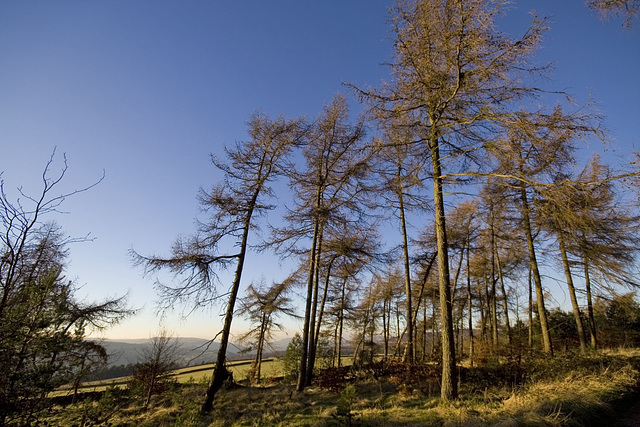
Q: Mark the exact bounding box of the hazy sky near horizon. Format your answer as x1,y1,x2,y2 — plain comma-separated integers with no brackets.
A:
1,1,638,341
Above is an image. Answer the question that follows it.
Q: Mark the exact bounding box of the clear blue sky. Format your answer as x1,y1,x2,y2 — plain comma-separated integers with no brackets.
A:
1,1,638,340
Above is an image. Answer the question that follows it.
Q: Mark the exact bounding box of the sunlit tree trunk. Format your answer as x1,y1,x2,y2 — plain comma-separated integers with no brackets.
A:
398,179,415,364
519,183,553,356
306,223,324,386
528,266,533,354
495,248,513,348
558,233,587,353
430,132,457,400
297,213,320,392
584,255,598,349
490,223,499,350
203,197,255,412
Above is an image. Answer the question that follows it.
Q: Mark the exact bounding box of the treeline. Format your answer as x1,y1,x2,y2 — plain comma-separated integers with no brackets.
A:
90,364,136,381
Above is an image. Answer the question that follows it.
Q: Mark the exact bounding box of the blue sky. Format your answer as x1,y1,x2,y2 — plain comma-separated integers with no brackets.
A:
1,1,638,340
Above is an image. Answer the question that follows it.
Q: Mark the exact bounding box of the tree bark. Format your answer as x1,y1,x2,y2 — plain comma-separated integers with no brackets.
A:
519,184,553,356
397,167,414,364
495,247,513,348
558,233,587,353
306,223,324,386
202,207,253,412
429,135,457,400
583,255,598,349
297,216,320,392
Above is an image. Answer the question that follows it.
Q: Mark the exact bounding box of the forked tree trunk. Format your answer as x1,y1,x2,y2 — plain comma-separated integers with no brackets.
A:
253,313,267,383
306,224,324,386
297,217,320,392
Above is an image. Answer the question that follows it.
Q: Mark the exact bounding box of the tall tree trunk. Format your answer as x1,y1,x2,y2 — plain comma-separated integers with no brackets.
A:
489,217,499,349
397,168,414,364
558,233,587,353
583,254,597,349
494,248,513,348
423,301,428,361
202,207,254,412
383,298,389,359
430,288,437,357
429,135,457,400
297,216,320,392
519,184,553,355
337,277,346,368
306,226,325,386
528,265,533,354
467,282,474,367
481,278,489,343
332,321,339,368
309,254,334,379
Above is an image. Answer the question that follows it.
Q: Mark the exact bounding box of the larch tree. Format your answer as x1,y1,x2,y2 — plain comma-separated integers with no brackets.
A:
489,105,606,356
371,121,430,364
353,0,549,399
238,279,297,384
587,0,639,27
272,94,370,392
477,181,528,352
308,223,377,377
557,156,639,349
539,177,592,353
129,330,180,409
131,113,303,413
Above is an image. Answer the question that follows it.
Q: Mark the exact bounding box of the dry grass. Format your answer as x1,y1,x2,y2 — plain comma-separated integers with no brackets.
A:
500,361,639,426
43,349,640,426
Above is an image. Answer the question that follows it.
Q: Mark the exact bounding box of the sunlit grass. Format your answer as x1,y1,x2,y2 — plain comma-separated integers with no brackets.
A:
174,358,285,383
45,349,640,426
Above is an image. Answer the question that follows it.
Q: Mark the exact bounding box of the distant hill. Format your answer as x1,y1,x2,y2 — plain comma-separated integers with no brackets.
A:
100,337,222,368
97,335,297,370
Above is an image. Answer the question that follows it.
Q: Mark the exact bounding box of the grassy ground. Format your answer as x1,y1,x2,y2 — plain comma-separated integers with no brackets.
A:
44,349,640,426
53,358,285,397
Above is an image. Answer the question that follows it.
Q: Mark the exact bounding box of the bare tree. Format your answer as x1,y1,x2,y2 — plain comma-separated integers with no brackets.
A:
485,103,606,355
0,151,130,424
272,94,370,392
129,330,180,409
371,120,431,364
238,280,297,384
131,113,303,412
543,156,639,350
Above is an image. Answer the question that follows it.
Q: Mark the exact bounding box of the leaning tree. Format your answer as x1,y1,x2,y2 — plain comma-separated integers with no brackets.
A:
132,113,303,412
